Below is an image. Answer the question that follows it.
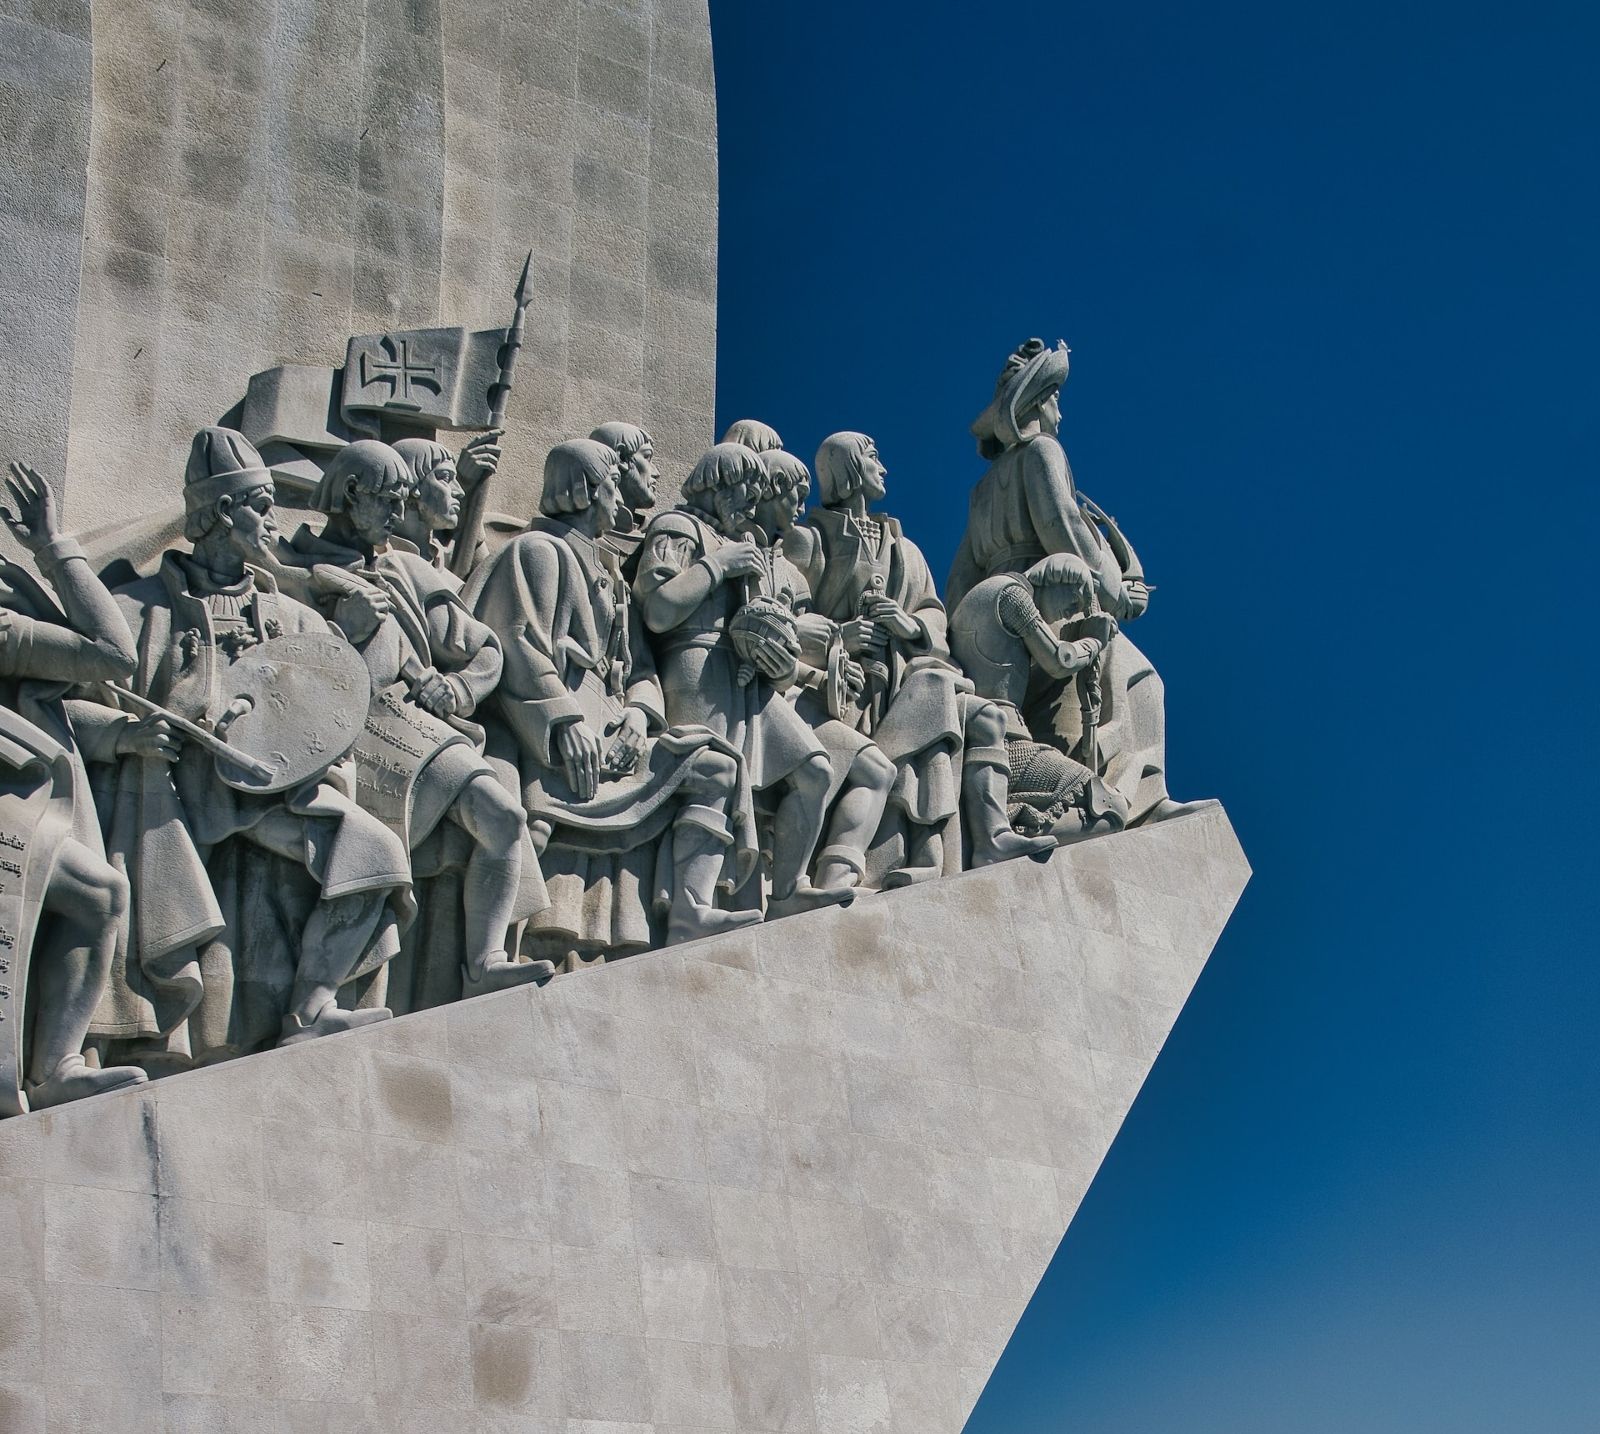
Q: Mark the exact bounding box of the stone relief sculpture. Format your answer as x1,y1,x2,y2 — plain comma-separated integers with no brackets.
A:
951,338,1206,823
467,438,760,968
79,430,414,1068
0,464,149,1112
798,432,1055,886
279,440,547,999
633,444,849,919
747,449,896,897
0,312,1212,1112
949,555,1129,841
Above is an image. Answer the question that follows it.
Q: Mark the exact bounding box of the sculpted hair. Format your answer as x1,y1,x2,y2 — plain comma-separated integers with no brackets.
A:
311,440,412,515
813,431,874,506
760,448,811,500
589,421,652,465
391,438,454,494
540,438,619,516
721,418,783,453
682,442,766,501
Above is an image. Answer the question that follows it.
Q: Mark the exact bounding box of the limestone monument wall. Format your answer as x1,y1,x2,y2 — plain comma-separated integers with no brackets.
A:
0,0,718,537
0,807,1249,1433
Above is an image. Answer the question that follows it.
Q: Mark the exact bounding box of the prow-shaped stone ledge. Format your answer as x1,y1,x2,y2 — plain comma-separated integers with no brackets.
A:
0,805,1248,1434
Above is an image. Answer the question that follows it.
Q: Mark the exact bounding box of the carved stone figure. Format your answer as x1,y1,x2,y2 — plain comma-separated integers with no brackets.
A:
0,463,149,1111
721,419,783,454
749,449,896,894
800,433,1055,886
467,439,762,964
949,554,1129,842
633,444,849,919
82,429,414,1065
588,422,659,576
280,440,548,997
950,338,1200,822
390,432,503,583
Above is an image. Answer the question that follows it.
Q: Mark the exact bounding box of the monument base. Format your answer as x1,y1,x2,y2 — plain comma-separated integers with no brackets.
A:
0,805,1247,1433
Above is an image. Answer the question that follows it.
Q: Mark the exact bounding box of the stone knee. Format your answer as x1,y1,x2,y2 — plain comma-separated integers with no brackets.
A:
459,773,527,855
849,744,896,795
680,747,739,805
965,701,1007,750
789,751,832,802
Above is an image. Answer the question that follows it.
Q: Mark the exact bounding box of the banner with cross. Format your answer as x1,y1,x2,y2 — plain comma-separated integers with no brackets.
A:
340,326,507,434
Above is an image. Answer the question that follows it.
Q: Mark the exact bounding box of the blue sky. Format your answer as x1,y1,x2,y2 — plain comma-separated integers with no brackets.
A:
711,2,1599,1428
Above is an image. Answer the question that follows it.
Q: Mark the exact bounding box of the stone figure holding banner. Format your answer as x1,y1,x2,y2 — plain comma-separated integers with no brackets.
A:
0,462,149,1112
282,440,547,999
468,438,762,964
390,432,503,583
951,338,1200,823
82,429,413,1067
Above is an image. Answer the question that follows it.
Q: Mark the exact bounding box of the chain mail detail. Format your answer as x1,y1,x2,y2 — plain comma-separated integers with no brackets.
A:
1005,733,1093,834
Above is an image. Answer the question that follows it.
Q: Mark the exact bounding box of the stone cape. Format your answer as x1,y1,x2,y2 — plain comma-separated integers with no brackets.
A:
0,805,1250,1432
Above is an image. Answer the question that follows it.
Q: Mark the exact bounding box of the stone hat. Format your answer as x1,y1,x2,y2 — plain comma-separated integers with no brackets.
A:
183,426,272,512
970,339,1070,455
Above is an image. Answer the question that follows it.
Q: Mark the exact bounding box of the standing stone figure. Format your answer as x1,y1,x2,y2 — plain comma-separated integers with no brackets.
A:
633,443,847,919
950,338,1196,822
588,422,660,576
748,449,896,895
0,463,148,1111
390,432,502,583
281,440,547,996
800,432,1054,886
949,555,1129,842
84,429,413,1063
468,439,761,963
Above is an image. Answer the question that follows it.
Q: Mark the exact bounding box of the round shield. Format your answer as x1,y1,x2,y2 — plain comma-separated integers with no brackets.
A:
210,633,371,794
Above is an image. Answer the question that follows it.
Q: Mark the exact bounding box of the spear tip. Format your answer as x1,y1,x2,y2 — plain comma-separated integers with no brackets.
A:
513,250,534,307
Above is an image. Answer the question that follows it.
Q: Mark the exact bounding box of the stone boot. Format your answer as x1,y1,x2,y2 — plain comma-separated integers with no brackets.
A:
279,1003,392,1047
666,806,764,945
462,952,556,995
26,1053,148,1111
966,752,1055,868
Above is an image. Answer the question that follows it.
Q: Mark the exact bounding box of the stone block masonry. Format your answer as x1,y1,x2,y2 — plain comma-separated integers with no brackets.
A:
0,0,718,539
0,805,1248,1432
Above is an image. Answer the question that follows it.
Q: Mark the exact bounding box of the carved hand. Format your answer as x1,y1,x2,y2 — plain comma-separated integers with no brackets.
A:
714,541,766,582
841,656,866,699
117,714,180,763
750,639,799,686
1122,580,1151,619
332,584,392,644
557,719,604,800
457,429,503,488
414,670,460,718
841,616,886,656
865,595,921,642
0,462,61,553
602,707,648,776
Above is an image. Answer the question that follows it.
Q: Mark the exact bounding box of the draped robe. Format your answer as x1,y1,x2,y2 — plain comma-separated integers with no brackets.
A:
947,433,1172,821
467,520,756,958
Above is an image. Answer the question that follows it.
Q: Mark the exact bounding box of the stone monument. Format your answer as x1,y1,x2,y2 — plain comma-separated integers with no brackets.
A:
0,4,1248,1431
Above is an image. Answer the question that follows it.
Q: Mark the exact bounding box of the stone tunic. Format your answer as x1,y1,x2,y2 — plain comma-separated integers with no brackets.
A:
633,508,823,793
467,519,757,955
945,433,1173,821
81,554,412,1055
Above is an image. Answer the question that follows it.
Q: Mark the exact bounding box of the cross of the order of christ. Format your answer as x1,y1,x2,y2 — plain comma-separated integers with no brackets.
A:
359,336,442,408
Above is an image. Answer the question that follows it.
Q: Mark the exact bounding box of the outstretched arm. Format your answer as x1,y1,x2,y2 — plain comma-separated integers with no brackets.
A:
0,462,136,683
